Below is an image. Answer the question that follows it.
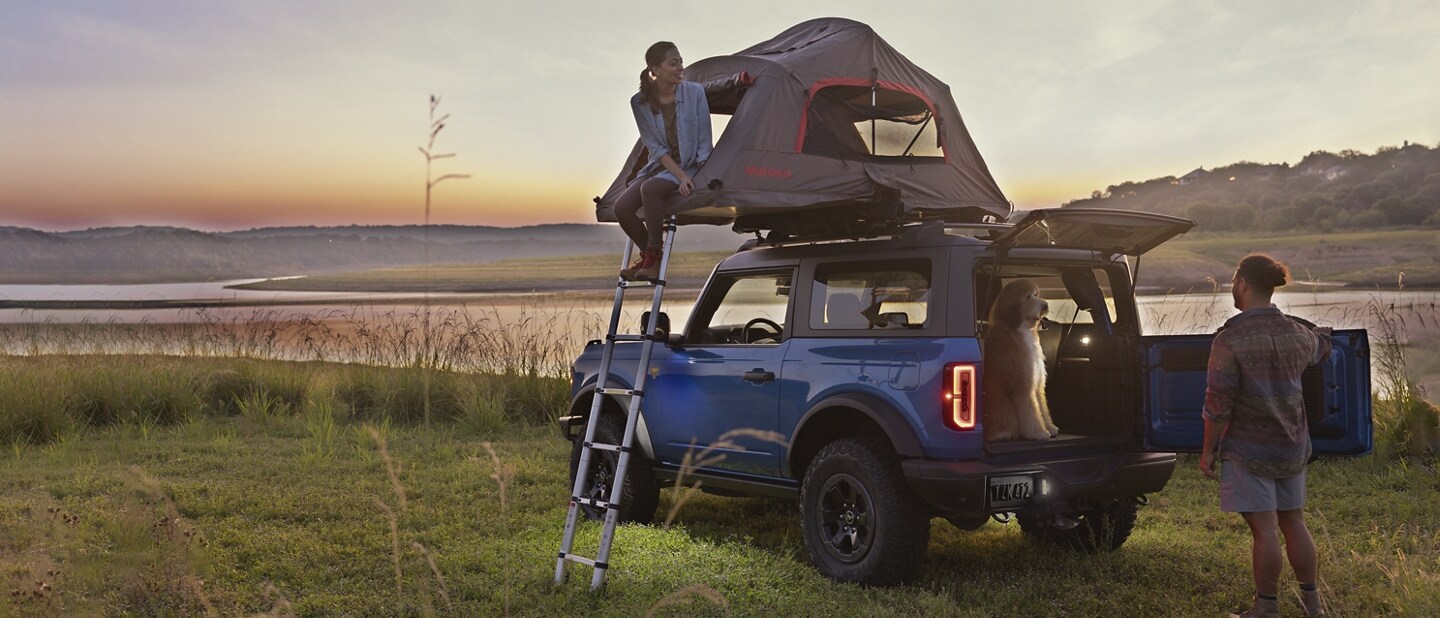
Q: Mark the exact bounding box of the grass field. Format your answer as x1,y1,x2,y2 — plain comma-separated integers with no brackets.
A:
2,357,1437,616
231,229,1440,295
3,414,1436,616
1148,228,1440,291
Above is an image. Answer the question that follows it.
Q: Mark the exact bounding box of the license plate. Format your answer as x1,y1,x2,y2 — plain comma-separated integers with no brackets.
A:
987,474,1035,509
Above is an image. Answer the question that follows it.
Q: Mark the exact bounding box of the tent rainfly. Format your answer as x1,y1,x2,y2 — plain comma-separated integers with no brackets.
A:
595,17,1012,237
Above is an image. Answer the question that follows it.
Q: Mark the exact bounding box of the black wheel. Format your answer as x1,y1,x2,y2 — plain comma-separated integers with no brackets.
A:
568,412,659,524
800,437,930,586
1018,499,1139,552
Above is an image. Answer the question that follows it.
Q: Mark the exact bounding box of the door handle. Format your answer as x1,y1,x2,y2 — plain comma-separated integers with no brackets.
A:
743,368,776,383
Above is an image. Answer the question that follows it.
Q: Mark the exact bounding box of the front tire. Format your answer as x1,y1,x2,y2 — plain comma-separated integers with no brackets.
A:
568,412,659,524
1018,499,1139,552
800,437,930,586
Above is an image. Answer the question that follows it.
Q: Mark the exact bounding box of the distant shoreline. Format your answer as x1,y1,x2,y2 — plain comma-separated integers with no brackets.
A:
0,281,1432,312
2,228,1435,304
0,290,696,311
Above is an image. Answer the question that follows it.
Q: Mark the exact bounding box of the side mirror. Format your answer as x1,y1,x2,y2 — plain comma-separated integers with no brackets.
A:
878,312,910,327
640,311,671,338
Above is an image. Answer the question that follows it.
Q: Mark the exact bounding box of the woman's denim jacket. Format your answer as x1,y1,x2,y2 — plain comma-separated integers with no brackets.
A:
630,80,713,180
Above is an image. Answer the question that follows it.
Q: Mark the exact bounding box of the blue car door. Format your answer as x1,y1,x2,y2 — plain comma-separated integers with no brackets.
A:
643,269,795,476
1142,329,1372,455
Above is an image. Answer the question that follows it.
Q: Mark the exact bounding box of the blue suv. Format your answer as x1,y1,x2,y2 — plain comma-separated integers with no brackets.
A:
561,208,1372,585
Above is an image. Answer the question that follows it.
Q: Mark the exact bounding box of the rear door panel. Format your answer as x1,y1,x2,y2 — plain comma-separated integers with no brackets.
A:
1142,329,1372,455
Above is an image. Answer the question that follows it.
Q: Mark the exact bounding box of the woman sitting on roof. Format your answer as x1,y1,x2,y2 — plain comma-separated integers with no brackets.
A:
614,41,713,281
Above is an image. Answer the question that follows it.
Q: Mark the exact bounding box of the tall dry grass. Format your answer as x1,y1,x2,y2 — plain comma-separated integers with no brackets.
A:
0,302,600,377
1366,277,1440,459
0,356,567,448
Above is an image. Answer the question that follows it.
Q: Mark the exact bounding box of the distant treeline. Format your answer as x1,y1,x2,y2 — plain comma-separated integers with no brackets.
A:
0,224,744,283
1065,142,1440,232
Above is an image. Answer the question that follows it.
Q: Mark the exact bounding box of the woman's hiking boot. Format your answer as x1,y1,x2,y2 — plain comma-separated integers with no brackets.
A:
620,249,662,281
631,249,664,281
620,250,652,281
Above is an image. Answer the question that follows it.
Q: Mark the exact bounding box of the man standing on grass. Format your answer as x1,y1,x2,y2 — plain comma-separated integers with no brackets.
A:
1200,253,1332,618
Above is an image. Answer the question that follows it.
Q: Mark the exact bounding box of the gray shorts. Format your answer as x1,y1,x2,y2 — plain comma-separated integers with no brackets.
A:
1219,460,1306,513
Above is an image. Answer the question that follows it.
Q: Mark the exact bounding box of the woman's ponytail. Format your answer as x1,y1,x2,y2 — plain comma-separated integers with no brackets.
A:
639,41,676,113
639,68,657,113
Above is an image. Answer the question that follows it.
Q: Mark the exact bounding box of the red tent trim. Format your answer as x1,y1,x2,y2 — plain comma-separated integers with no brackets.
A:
793,77,947,163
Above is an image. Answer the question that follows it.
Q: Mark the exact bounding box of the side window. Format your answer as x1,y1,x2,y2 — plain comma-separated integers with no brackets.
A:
810,259,931,330
691,271,792,345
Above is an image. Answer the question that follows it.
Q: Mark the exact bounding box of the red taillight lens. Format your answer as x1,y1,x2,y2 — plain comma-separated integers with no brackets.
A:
944,363,977,430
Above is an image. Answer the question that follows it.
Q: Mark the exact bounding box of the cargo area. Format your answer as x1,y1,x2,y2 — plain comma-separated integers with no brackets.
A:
976,262,1136,453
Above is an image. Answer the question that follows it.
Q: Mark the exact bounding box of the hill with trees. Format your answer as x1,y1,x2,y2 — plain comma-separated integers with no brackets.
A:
1063,142,1440,232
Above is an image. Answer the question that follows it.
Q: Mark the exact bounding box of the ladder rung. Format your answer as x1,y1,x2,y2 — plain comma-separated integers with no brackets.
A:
607,334,651,342
558,552,608,570
572,496,619,511
619,279,666,288
584,441,631,454
596,387,643,397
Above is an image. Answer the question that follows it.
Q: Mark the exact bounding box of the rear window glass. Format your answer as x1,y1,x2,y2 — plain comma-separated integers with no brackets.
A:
801,85,942,159
811,259,931,330
976,266,1122,328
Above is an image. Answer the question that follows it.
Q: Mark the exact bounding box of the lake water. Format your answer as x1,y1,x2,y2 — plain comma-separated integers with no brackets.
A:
3,278,1433,407
2,280,1436,388
2,279,1434,334
0,279,562,323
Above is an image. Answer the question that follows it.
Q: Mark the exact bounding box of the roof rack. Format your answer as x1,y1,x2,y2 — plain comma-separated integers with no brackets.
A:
939,222,1014,237
736,218,1014,251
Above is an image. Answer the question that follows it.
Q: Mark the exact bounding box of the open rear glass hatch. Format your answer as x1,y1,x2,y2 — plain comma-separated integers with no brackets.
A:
992,208,1196,256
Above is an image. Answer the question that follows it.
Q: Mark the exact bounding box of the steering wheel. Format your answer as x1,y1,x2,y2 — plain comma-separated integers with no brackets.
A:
742,317,782,344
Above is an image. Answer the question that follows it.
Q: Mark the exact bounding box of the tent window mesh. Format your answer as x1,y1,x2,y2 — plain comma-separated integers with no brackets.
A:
802,85,944,159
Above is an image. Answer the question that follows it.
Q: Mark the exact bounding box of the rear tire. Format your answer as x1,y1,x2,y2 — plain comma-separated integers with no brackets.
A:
568,412,659,524
799,437,930,586
1019,499,1139,552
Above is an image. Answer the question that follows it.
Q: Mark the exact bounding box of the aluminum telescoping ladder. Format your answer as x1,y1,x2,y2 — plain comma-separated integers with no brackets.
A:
554,217,676,591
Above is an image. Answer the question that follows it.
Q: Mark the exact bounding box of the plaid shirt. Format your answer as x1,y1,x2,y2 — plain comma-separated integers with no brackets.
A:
1202,306,1332,478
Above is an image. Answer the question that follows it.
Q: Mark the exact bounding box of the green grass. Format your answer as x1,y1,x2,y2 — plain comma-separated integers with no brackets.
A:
1,412,1435,616
0,356,567,449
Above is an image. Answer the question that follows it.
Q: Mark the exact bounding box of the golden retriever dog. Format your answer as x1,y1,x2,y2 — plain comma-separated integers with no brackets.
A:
982,279,1058,441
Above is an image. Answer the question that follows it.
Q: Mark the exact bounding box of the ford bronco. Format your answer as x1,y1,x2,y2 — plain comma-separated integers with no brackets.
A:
560,208,1372,585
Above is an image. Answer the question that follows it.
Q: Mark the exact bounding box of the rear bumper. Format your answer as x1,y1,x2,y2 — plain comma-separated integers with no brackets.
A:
902,451,1177,517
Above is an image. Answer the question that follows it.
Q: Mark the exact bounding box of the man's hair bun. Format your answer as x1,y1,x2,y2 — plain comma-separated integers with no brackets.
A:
1237,253,1290,291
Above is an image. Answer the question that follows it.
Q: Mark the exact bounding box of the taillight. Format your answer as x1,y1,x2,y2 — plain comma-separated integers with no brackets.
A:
943,363,977,430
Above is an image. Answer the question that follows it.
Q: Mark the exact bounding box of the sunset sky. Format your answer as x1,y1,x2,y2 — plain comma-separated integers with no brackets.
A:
3,1,1438,231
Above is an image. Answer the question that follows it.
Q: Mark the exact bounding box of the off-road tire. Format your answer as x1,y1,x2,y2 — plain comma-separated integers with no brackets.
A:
1018,499,1140,552
568,412,659,524
799,436,931,586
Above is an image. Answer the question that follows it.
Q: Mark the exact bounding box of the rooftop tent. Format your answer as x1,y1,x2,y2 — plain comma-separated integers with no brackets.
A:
594,17,1012,237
